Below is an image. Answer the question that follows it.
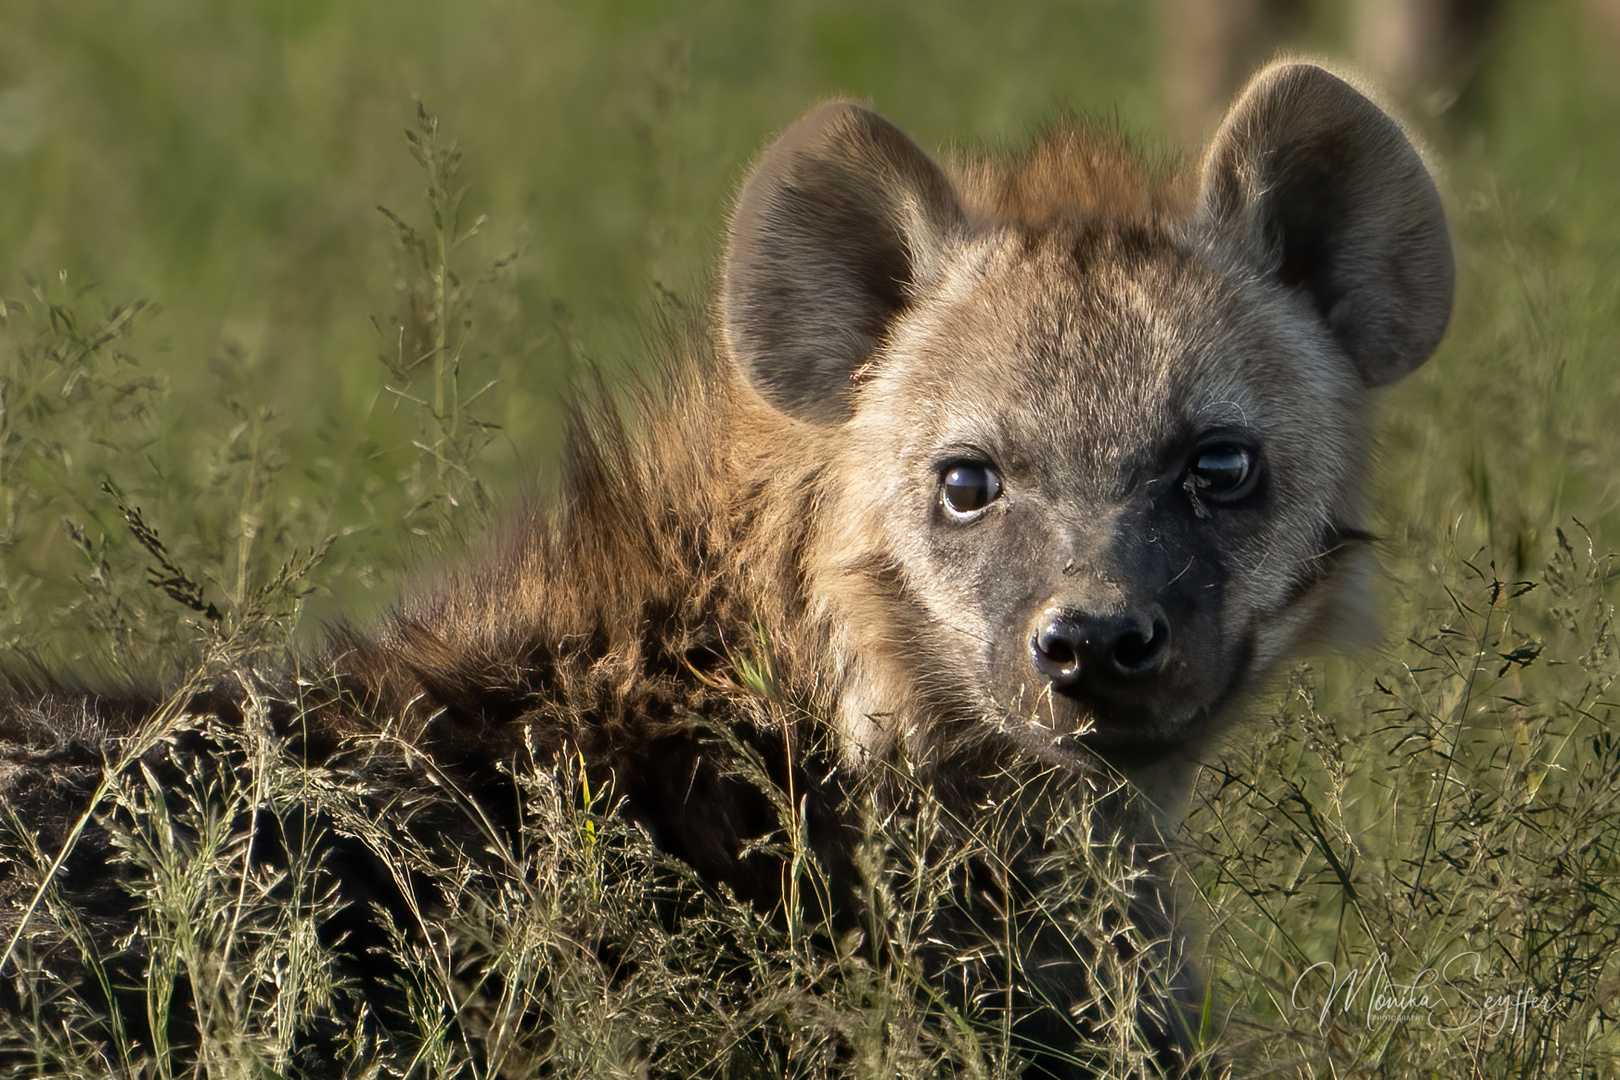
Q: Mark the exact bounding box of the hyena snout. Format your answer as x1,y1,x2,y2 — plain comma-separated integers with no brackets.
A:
1029,606,1171,690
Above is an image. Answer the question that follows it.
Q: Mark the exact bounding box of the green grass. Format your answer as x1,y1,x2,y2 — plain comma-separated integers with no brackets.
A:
3,1,1620,1076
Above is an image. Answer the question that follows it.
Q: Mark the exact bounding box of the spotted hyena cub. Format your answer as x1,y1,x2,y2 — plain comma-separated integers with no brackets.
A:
1,61,1449,1076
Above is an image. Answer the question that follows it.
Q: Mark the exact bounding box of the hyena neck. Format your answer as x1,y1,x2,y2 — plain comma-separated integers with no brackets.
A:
316,369,840,772
276,371,872,909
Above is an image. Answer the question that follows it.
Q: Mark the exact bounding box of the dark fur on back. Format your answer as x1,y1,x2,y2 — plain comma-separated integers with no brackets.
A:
0,343,878,1067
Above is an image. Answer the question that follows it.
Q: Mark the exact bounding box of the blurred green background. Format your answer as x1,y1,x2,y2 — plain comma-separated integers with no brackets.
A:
1,0,1617,666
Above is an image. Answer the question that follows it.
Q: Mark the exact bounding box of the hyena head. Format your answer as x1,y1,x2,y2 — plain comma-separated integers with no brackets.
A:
721,63,1452,784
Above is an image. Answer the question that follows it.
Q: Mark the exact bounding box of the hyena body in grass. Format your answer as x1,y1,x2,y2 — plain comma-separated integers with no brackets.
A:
0,62,1449,1077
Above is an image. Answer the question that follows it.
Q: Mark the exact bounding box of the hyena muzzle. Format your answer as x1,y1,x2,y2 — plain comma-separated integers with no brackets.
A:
1,61,1450,1076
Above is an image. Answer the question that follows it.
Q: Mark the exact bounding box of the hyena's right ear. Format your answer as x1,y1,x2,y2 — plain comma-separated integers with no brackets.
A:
722,103,964,424
1197,61,1454,387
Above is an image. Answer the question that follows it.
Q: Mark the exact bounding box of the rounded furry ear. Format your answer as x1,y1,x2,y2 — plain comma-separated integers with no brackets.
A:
722,102,964,424
1198,62,1454,386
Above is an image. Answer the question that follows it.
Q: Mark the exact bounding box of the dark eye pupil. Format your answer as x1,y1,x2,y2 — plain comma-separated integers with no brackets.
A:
942,463,1002,515
1190,446,1252,493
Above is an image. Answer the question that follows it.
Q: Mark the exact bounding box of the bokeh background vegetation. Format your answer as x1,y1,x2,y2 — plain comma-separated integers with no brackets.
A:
3,0,1620,1075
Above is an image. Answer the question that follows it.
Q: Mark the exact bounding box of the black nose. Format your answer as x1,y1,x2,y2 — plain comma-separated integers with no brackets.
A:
1030,608,1170,689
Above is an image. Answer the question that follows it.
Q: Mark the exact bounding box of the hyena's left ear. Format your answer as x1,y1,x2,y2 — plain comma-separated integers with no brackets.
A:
1198,61,1454,386
722,102,964,424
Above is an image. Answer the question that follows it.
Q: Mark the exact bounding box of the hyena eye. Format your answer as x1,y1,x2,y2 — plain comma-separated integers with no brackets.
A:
940,462,1003,519
1184,444,1259,504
